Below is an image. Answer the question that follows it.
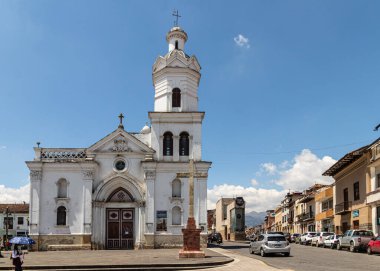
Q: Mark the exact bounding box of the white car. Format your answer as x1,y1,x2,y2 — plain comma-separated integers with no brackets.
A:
323,234,343,249
300,232,317,245
249,234,291,257
310,232,334,247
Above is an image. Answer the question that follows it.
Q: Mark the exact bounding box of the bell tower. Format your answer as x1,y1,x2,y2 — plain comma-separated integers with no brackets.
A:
152,27,201,113
149,26,204,161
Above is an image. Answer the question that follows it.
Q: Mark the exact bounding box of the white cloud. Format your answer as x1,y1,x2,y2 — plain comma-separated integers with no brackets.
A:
275,149,336,191
250,179,259,187
0,146,6,150
261,163,277,175
234,34,250,48
0,184,30,203
207,149,336,212
207,184,286,213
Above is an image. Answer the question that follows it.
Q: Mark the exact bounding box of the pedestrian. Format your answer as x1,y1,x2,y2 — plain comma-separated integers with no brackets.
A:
11,245,24,271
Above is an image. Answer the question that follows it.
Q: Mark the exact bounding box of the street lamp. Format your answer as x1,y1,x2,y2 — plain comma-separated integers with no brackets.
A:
3,207,10,249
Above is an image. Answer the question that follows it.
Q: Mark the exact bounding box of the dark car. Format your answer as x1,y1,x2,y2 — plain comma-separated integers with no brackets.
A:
267,231,284,235
290,233,300,243
208,232,223,244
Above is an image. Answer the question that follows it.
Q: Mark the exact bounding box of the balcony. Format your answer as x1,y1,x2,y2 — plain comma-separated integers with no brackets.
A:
335,201,352,215
297,212,314,221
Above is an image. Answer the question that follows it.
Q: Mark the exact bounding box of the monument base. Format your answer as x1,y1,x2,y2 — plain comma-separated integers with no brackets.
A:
179,249,205,258
179,217,205,258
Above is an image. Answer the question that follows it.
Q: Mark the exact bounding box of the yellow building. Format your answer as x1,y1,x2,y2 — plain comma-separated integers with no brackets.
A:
323,145,372,234
315,185,334,232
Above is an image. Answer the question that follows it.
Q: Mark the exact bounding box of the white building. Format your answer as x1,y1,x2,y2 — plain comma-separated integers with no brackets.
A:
26,26,211,250
0,204,29,242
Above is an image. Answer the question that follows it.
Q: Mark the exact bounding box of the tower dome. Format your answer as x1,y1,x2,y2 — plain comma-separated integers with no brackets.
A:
166,26,188,52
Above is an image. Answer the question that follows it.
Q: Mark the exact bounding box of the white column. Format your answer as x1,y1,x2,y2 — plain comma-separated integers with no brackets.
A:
370,167,376,192
174,136,179,161
29,170,42,235
82,171,93,234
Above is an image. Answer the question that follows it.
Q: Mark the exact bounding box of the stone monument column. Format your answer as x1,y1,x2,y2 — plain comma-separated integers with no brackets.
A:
179,159,205,258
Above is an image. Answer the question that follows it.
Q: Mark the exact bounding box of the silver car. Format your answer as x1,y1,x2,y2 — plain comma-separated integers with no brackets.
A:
249,234,291,257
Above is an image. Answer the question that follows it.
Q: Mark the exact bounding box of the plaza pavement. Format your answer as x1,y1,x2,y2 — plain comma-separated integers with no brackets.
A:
0,246,290,271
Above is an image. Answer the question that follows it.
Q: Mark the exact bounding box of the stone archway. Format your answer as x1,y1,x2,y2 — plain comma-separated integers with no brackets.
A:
92,176,145,250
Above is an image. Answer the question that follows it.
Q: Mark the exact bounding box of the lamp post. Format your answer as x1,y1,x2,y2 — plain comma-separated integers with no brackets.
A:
4,207,9,249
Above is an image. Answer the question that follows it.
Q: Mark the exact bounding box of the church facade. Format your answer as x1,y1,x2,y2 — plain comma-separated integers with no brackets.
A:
26,26,211,250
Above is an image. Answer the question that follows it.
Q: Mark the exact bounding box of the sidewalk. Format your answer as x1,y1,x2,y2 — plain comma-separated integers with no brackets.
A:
0,248,233,271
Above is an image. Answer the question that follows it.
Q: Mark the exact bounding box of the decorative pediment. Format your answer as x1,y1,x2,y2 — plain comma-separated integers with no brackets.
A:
87,128,155,154
153,51,201,74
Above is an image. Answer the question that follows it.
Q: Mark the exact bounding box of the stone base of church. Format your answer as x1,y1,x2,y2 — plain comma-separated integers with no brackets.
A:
30,234,92,251
229,232,246,241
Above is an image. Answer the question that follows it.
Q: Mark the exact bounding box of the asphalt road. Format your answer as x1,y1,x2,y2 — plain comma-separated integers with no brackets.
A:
213,241,380,271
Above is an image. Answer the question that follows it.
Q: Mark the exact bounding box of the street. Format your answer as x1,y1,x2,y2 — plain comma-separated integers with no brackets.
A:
213,241,380,271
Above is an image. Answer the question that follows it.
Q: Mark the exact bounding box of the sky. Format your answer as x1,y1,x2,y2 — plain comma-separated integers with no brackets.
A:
0,0,379,212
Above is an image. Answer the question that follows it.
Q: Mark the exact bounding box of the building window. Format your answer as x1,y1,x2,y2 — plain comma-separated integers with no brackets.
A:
175,40,179,50
377,206,380,225
353,182,360,201
172,206,181,225
3,217,13,230
57,206,67,226
223,204,228,220
17,217,24,225
179,132,189,156
57,178,68,198
172,179,181,198
172,88,181,108
163,132,173,156
377,174,380,189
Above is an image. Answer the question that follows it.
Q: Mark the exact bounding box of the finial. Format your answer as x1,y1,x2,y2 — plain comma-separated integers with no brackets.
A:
118,113,124,129
36,142,41,148
172,9,181,27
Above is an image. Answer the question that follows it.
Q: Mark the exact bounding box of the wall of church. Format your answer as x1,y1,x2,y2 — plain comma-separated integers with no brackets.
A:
39,168,86,235
92,153,145,191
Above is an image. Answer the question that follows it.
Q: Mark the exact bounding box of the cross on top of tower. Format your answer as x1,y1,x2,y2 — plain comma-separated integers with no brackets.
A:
172,10,181,27
118,113,125,129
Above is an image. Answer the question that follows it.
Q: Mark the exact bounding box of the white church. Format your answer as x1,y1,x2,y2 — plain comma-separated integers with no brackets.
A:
26,26,212,250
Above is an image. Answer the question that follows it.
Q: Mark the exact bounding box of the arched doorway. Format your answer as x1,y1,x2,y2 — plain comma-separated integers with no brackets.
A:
106,188,134,249
92,176,145,250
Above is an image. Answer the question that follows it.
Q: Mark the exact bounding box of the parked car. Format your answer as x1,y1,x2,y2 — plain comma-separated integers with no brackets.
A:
290,233,300,243
367,235,380,255
249,234,290,257
323,234,343,249
337,230,374,252
208,232,223,244
310,232,334,247
283,233,291,242
300,232,317,245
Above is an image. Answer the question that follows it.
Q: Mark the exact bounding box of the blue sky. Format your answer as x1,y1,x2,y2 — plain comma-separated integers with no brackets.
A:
0,1,379,210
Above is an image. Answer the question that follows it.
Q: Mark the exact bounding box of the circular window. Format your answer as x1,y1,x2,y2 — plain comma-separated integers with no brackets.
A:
115,160,126,171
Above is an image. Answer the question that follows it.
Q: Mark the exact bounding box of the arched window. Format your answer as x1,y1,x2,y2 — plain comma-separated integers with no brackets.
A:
57,179,68,198
179,132,189,156
172,88,181,108
57,206,66,226
175,40,179,50
163,132,173,156
172,206,181,225
172,179,181,198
